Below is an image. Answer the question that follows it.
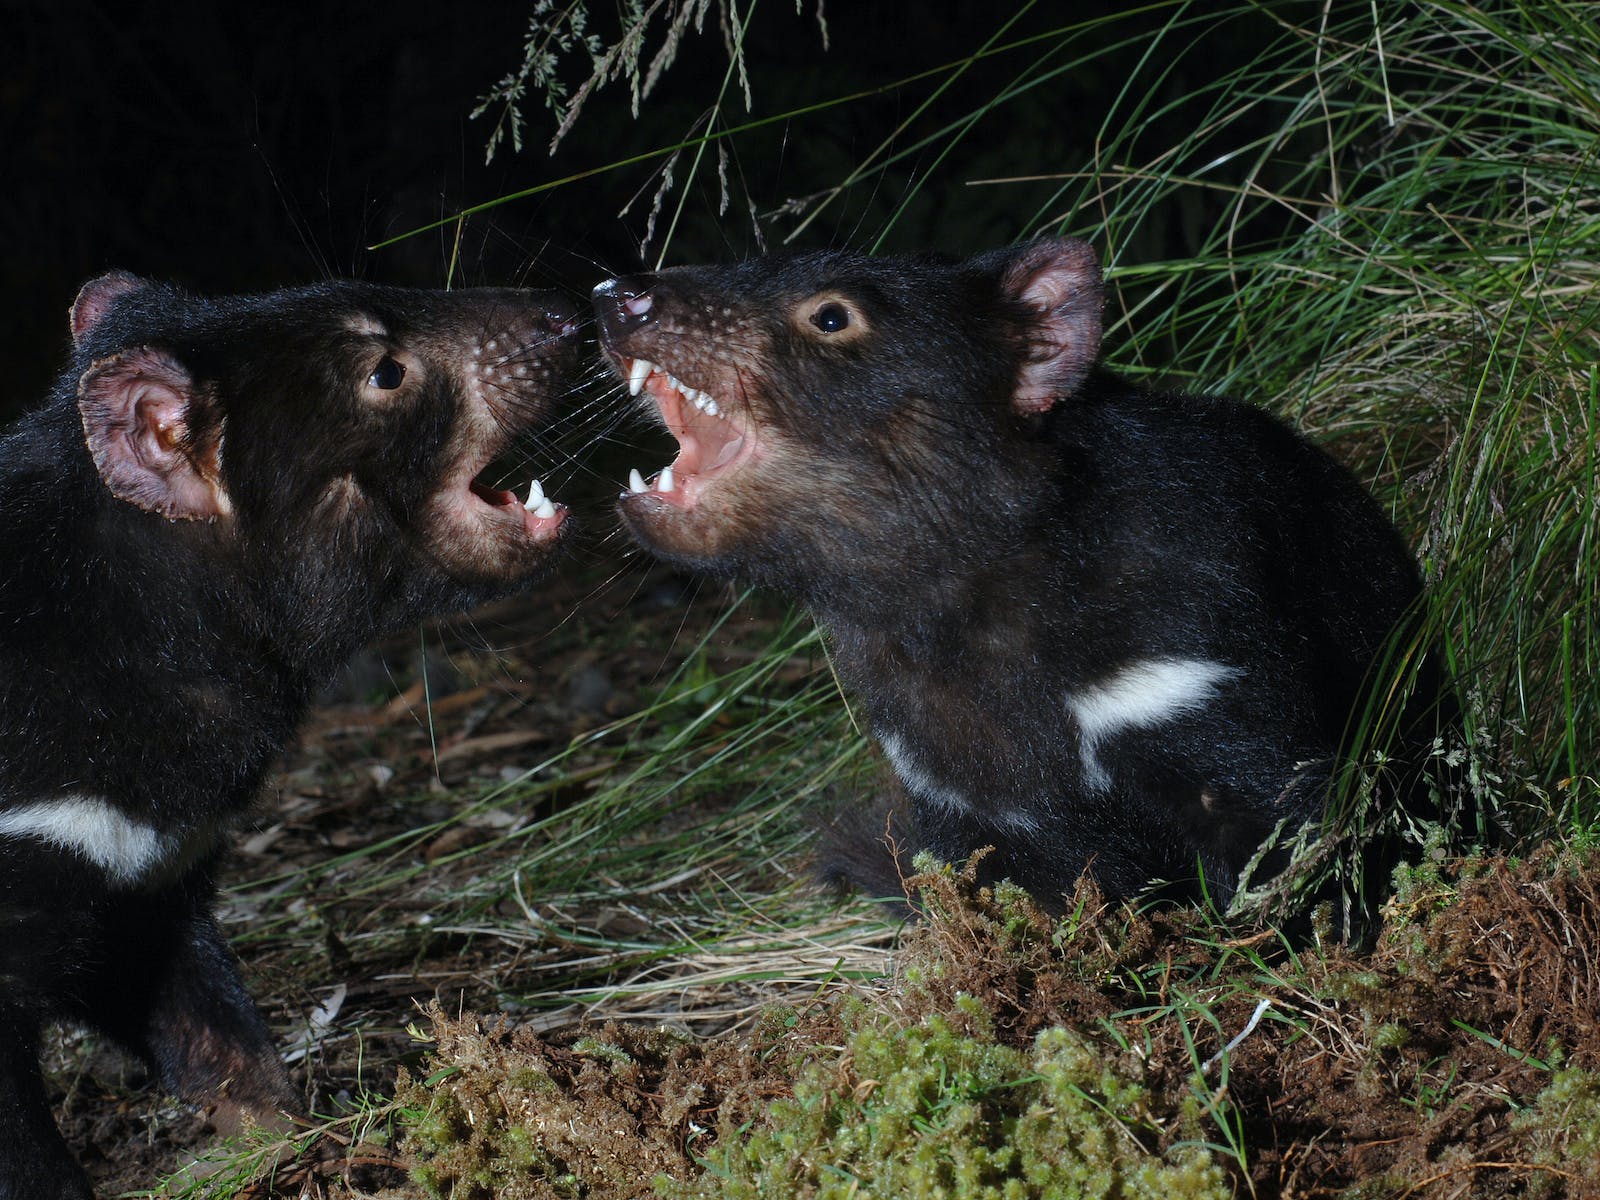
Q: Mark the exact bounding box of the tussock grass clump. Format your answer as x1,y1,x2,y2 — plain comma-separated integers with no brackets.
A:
1018,0,1600,922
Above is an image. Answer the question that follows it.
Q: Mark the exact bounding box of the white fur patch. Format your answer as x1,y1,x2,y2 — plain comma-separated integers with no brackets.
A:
879,731,972,815
0,795,176,884
1067,658,1241,790
879,732,1042,833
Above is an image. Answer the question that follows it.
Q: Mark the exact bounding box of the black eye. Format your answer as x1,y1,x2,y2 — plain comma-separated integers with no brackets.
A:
368,356,405,390
810,302,851,334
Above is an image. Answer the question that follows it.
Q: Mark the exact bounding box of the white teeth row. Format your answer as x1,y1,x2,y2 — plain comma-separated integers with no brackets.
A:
626,465,675,495
524,478,557,519
625,357,725,419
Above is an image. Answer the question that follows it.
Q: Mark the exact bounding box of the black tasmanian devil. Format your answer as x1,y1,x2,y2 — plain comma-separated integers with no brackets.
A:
592,237,1446,909
0,272,578,1199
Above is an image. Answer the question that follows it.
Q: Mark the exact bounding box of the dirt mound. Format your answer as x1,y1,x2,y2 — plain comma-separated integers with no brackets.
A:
1238,852,1600,1196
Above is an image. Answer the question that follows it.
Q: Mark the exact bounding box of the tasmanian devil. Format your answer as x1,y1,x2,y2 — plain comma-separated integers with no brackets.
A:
0,271,578,1198
592,237,1445,911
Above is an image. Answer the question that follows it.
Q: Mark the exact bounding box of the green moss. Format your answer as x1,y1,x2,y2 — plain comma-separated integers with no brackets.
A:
572,1035,635,1067
667,998,1228,1200
401,1069,581,1200
1512,1066,1600,1195
1370,1023,1410,1053
506,1065,558,1093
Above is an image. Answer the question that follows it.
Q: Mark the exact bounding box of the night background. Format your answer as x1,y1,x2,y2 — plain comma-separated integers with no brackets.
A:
5,0,1257,416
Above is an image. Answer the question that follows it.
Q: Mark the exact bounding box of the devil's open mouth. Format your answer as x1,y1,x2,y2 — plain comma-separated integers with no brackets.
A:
464,463,566,541
614,355,760,508
451,322,576,550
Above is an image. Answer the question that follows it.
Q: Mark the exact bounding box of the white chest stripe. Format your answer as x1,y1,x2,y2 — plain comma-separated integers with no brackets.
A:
1068,658,1241,790
0,795,175,884
879,730,972,815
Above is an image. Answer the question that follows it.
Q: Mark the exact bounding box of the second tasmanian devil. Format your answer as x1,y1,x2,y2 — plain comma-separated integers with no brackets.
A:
592,237,1445,910
0,271,578,1199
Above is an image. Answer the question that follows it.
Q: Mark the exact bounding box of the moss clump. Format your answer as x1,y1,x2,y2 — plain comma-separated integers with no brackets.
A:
666,994,1227,1200
397,860,1228,1200
397,1010,735,1200
404,1069,583,1200
1512,1066,1600,1197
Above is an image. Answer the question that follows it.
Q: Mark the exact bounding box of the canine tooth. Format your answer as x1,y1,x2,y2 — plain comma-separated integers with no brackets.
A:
524,479,545,509
657,465,675,493
627,358,652,397
532,498,557,519
629,468,647,494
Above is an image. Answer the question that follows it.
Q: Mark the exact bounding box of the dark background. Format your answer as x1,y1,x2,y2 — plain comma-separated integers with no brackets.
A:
4,0,1275,417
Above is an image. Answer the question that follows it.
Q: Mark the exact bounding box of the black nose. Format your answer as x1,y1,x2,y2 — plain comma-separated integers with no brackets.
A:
592,274,659,342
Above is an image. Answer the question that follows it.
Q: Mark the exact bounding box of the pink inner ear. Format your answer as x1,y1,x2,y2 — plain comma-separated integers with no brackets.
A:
1004,238,1104,415
77,347,229,522
70,271,145,347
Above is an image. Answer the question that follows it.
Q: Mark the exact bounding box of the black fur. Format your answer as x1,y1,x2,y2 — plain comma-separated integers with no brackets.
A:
592,239,1447,912
0,273,578,1198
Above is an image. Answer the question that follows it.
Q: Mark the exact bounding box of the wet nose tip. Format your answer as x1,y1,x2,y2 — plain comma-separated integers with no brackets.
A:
593,274,659,334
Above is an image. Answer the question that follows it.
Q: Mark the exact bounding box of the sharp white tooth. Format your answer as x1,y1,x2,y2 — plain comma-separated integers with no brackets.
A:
692,392,709,412
524,479,545,509
628,468,646,494
533,498,557,519
657,465,675,493
705,398,720,417
627,358,652,397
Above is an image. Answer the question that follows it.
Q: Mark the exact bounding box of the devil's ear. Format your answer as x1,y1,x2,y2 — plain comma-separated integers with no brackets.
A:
992,237,1103,414
77,347,230,521
70,271,146,348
